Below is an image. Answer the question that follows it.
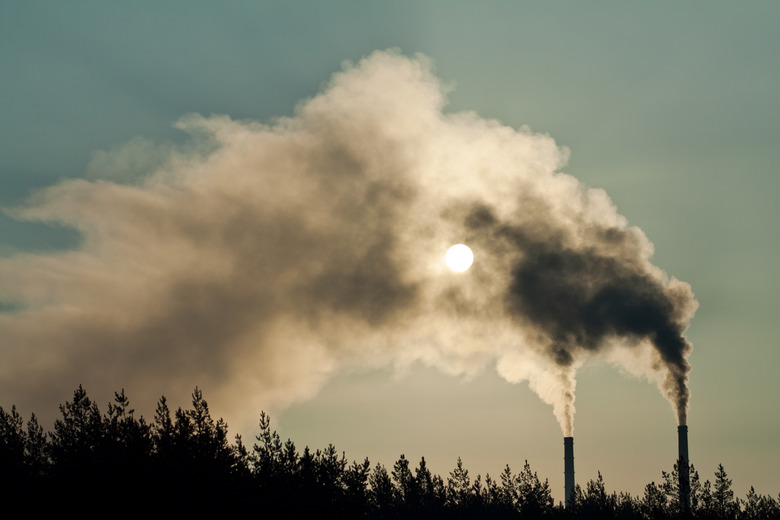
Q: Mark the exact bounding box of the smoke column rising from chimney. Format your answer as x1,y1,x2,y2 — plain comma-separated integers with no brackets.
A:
0,50,697,433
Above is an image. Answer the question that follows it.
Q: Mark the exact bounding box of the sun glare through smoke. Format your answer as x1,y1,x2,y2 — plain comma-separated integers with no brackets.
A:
445,244,474,272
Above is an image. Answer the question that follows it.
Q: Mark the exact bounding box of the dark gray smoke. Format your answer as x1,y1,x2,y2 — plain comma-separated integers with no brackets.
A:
0,50,696,433
465,203,694,429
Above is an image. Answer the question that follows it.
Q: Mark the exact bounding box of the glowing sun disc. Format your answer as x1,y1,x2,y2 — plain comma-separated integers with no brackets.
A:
445,244,474,272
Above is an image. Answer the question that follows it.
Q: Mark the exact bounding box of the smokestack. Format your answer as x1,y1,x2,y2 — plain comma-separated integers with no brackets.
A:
564,436,575,508
678,425,690,514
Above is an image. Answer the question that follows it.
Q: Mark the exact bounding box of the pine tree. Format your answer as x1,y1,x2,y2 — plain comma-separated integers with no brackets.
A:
642,481,669,520
470,473,485,512
252,410,284,483
689,464,703,514
317,443,348,508
414,456,441,512
344,457,371,515
186,387,235,477
579,472,612,518
369,462,396,516
516,460,553,518
481,473,502,510
0,405,27,495
713,464,737,519
447,456,471,508
392,454,415,506
740,486,780,520
49,385,103,470
499,464,518,510
24,413,49,479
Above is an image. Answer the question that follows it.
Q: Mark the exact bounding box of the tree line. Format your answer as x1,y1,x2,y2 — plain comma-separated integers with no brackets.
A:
1,386,777,518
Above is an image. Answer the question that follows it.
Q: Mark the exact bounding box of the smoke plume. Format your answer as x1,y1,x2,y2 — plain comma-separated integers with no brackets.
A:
0,50,696,433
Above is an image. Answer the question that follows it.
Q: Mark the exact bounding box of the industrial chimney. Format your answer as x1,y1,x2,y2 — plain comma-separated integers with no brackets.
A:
678,425,690,514
564,436,575,508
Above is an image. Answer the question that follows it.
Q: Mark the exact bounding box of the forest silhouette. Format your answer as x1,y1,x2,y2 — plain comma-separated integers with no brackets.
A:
1,386,777,518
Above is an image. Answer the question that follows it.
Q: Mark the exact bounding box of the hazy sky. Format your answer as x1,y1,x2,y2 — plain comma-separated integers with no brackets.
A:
2,1,778,501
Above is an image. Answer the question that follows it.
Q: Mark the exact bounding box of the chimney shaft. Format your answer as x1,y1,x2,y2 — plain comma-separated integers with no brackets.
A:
564,436,575,508
678,425,690,514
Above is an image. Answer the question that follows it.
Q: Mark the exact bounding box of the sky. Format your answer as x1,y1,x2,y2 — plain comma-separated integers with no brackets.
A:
1,1,779,501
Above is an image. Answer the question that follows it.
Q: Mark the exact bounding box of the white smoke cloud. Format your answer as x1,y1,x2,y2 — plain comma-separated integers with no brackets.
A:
0,50,696,433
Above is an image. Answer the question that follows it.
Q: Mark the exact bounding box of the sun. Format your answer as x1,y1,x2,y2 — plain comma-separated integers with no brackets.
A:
445,244,474,272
